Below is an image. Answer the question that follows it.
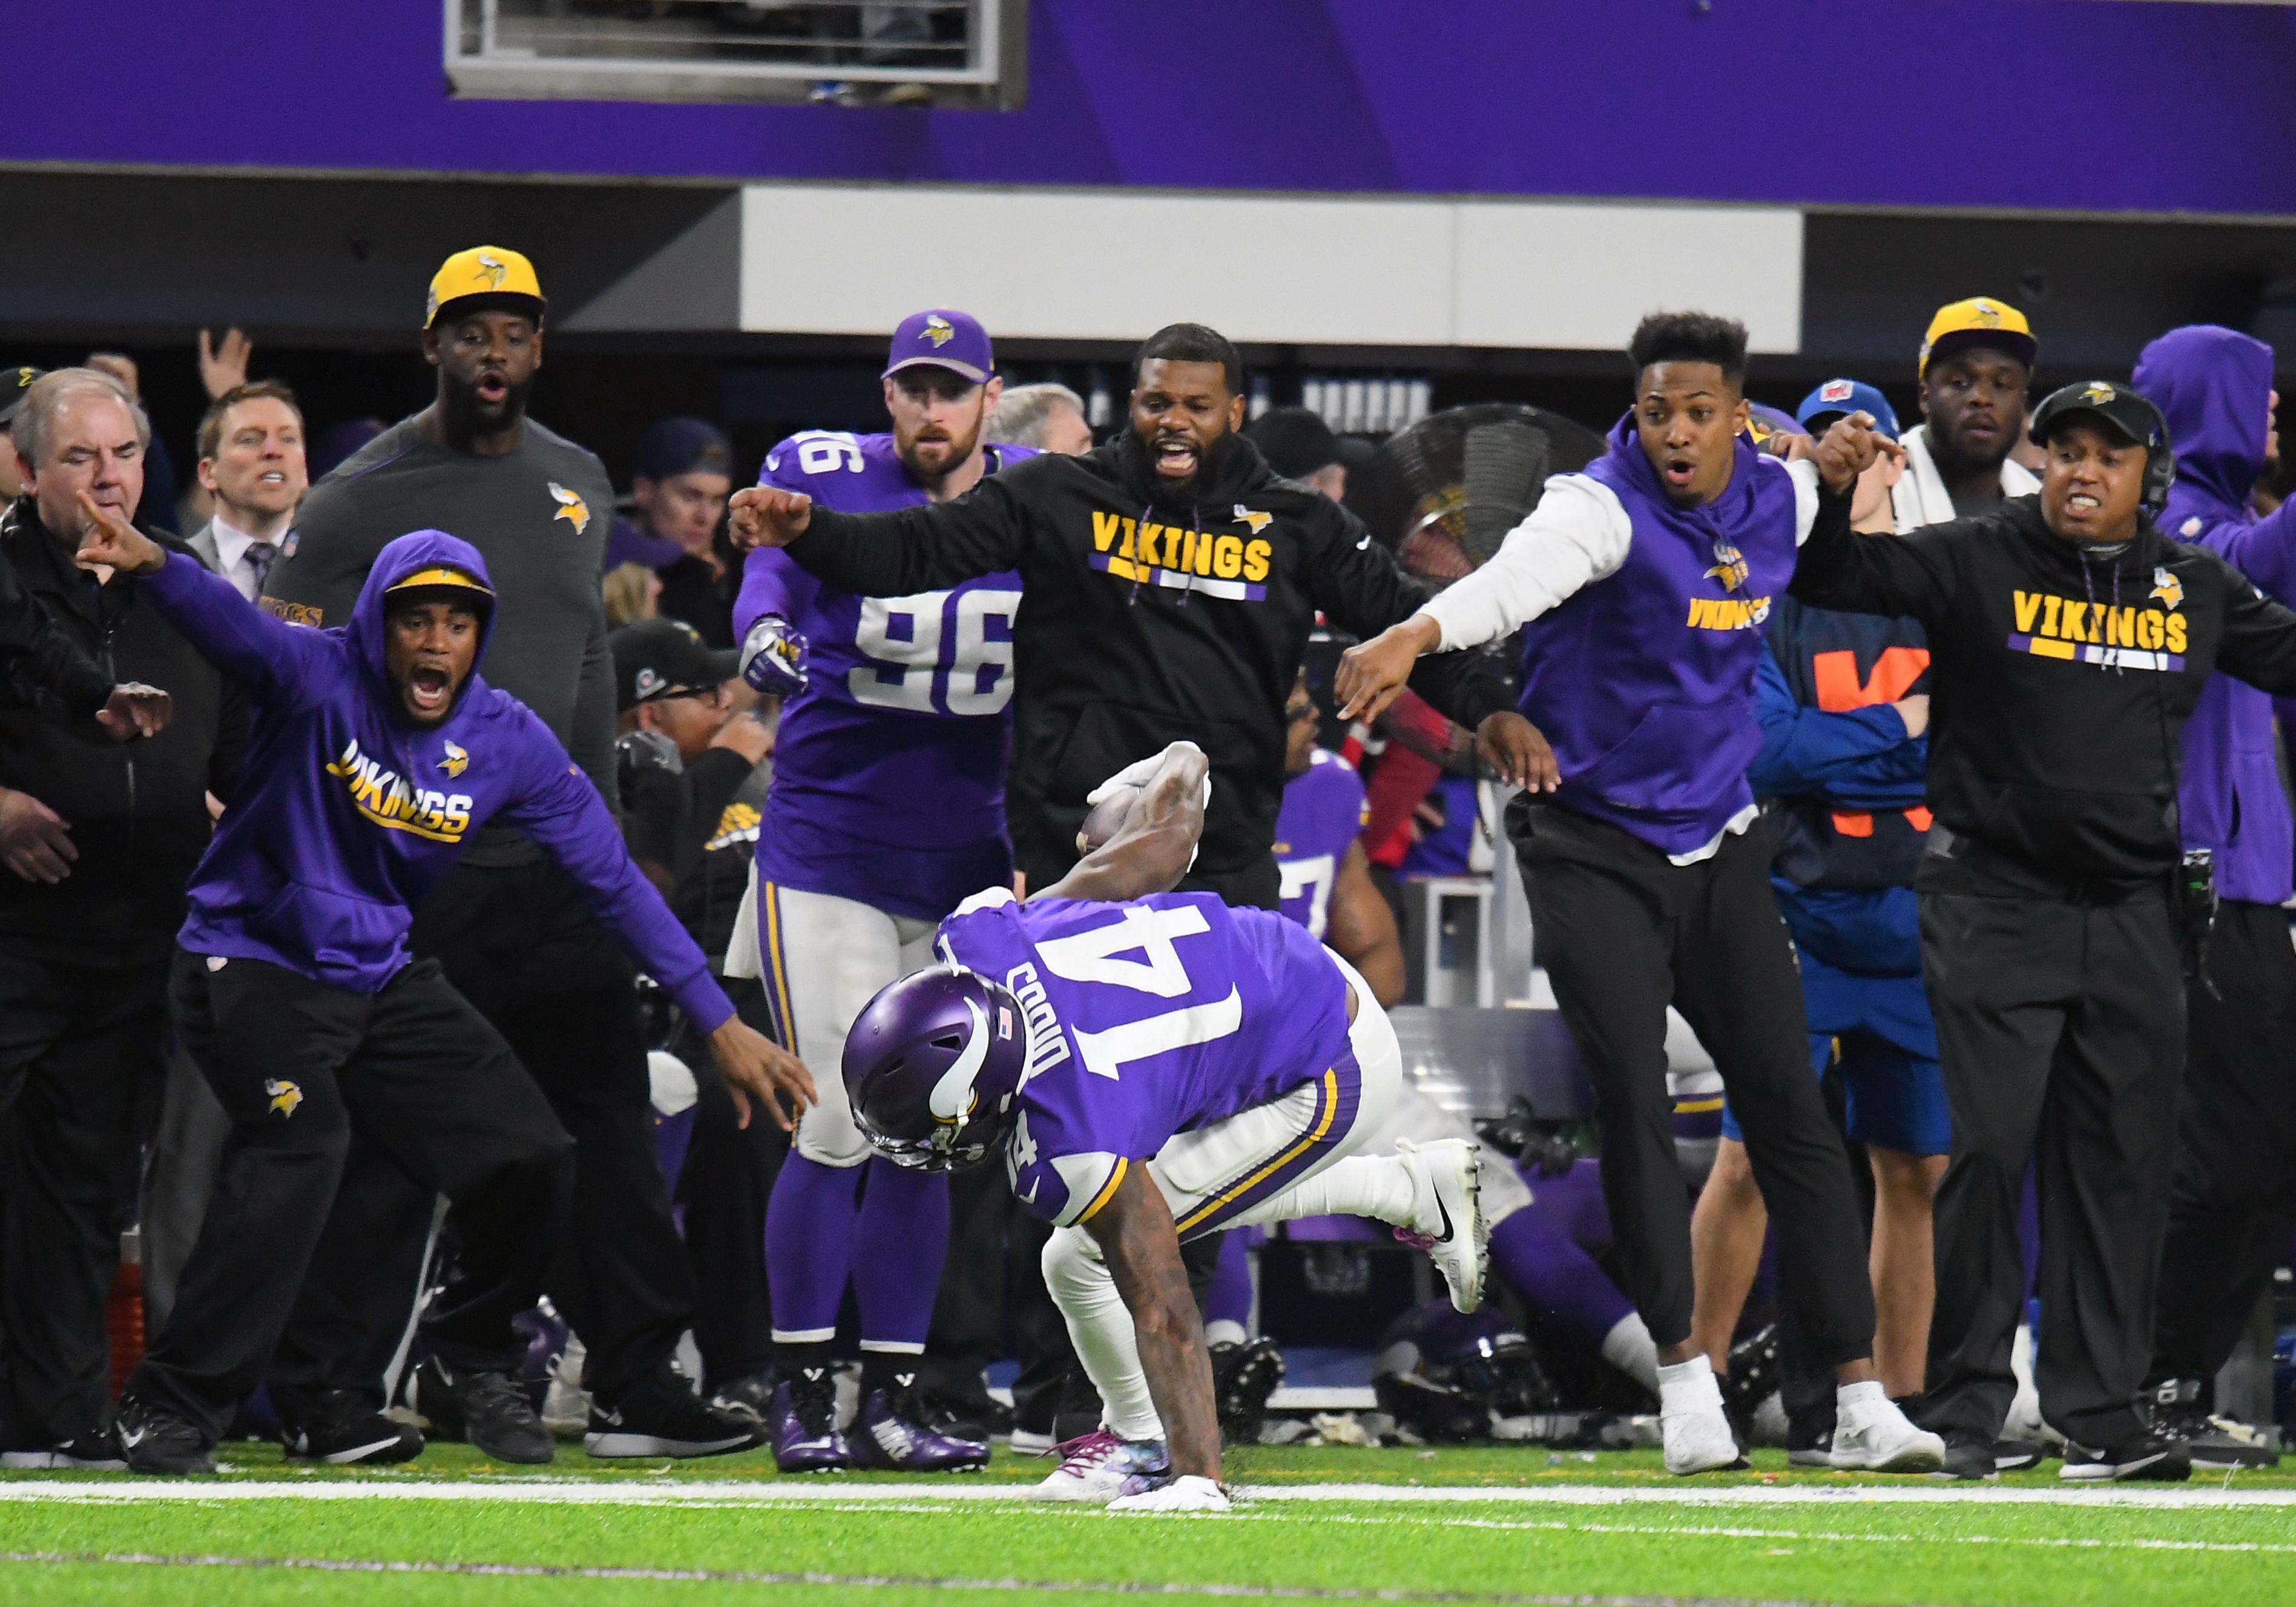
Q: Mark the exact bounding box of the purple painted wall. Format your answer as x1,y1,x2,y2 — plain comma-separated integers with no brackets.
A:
12,2,2296,216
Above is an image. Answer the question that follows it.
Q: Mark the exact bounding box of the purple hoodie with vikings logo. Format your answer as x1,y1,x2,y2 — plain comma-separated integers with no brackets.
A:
2133,325,2296,905
139,528,735,1027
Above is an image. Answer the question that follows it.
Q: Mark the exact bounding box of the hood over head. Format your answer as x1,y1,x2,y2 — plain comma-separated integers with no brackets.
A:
349,528,498,715
2132,324,2273,520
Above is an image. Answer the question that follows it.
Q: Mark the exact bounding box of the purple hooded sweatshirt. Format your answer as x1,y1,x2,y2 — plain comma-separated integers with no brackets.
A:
139,529,735,1028
2133,324,2296,905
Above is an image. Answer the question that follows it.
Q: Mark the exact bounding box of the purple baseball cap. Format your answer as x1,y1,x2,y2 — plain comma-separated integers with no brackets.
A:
884,308,993,385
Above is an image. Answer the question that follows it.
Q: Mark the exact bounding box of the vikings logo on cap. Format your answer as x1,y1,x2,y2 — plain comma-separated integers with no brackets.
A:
924,314,956,347
548,482,591,534
439,740,470,778
425,245,545,328
265,1079,304,1118
1969,298,2004,329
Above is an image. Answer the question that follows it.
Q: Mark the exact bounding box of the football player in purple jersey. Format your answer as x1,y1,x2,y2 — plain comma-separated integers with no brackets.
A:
729,309,1031,1473
841,743,1489,1512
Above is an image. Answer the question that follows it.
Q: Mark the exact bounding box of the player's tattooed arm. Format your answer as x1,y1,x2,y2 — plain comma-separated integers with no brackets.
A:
1040,742,1209,904
1084,1165,1223,1482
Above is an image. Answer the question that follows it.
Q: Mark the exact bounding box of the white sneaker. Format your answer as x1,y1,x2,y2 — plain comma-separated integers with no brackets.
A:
1031,1428,1169,1502
1829,1386,1945,1473
1657,1356,1743,1475
1393,1139,1487,1313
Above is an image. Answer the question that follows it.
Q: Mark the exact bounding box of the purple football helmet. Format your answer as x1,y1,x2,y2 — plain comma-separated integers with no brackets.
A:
844,965,1030,1172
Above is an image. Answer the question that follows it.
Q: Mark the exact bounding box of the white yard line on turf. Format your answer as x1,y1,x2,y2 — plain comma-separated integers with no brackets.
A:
1,1479,2293,1510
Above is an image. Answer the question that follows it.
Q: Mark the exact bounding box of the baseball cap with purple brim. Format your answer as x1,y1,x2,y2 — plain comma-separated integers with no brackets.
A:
884,309,993,385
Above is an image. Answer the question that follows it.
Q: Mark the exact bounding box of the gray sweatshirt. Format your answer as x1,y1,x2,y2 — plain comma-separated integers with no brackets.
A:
264,413,618,862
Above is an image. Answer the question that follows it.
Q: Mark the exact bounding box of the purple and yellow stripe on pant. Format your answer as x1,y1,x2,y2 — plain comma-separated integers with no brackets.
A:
756,879,799,1052
1169,1045,1364,1242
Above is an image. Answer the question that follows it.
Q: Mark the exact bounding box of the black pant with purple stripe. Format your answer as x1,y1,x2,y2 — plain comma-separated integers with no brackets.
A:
1507,798,1877,1364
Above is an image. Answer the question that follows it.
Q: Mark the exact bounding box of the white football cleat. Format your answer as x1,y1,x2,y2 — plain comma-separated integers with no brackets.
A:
1107,1473,1231,1513
1393,1139,1487,1313
1829,1388,1945,1473
1031,1428,1169,1503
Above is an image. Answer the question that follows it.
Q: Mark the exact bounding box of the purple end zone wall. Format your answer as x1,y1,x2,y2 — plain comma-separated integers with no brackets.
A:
7,1,2296,217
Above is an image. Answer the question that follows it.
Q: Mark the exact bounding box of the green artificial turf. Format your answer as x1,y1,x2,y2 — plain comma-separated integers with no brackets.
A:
4,1442,2294,1606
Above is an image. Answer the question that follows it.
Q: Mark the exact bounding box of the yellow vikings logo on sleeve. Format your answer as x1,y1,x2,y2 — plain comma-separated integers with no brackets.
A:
265,1079,304,1118
1232,504,1273,535
548,482,591,534
1705,539,1751,593
924,314,956,347
2150,565,2184,611
439,740,469,778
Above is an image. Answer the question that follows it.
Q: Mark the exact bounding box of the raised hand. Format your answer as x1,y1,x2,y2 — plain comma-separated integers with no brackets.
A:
1335,615,1441,723
199,327,254,401
708,1015,817,1131
1813,411,1902,495
728,485,815,551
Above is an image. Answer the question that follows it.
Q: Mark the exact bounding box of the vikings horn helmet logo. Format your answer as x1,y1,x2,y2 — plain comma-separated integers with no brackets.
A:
265,1079,304,1118
2084,382,2117,407
924,314,956,347
2150,566,2184,611
439,740,469,778
477,252,508,289
548,482,591,534
1233,505,1273,535
1706,539,1751,593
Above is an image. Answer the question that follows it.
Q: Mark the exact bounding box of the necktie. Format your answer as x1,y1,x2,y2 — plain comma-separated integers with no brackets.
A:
245,540,278,595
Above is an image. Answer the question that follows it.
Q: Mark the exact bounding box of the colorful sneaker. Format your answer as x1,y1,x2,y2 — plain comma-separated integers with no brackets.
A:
770,1367,850,1473
846,1378,990,1472
1030,1428,1169,1502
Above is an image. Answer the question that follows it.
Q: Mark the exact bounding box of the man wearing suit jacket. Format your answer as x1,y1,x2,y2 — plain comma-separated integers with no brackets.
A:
183,383,307,603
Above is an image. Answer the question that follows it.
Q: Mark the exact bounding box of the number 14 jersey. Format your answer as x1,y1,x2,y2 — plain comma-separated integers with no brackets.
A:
737,432,1033,920
938,888,1354,1227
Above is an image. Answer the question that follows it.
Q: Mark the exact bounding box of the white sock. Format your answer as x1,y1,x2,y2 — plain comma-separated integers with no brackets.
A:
1203,1319,1248,1349
1222,1156,1416,1232
1041,1226,1162,1443
1837,1378,1887,1416
1600,1312,1662,1395
1657,1353,1723,1416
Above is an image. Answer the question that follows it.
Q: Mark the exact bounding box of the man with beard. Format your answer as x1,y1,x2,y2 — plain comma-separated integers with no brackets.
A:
730,308,1026,1472
260,248,765,1464
729,321,1535,910
1892,298,2042,530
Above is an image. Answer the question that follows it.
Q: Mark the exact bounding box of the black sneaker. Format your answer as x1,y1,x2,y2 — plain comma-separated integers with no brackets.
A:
1783,1393,1838,1468
280,1390,424,1466
2147,1379,2278,1470
2060,1435,2192,1482
918,1385,1011,1445
1718,1324,1780,1438
113,1396,214,1475
587,1365,766,1458
417,1356,555,1464
1992,1438,2047,1473
1932,1427,1998,1481
1,1431,128,1470
1211,1338,1286,1445
709,1370,776,1422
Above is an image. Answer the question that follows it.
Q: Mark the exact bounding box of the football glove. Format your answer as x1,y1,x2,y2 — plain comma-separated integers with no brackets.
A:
741,614,809,696
1106,1473,1231,1513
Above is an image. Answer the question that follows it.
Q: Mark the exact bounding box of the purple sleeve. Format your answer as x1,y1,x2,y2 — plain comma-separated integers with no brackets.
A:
501,722,737,1033
143,547,334,704
735,546,822,641
2211,502,2296,606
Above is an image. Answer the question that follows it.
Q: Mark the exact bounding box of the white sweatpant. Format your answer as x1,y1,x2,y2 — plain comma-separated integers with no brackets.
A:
1042,954,1417,1442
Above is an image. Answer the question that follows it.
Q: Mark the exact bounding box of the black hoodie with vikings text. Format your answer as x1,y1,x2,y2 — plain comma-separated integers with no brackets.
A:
777,432,1514,891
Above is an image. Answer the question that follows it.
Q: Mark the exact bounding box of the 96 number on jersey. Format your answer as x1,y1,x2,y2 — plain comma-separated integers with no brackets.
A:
850,588,1022,716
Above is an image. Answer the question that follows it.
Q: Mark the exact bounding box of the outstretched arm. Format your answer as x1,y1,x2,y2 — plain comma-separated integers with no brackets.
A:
729,474,1033,597
1036,743,1209,904
1083,1166,1223,1482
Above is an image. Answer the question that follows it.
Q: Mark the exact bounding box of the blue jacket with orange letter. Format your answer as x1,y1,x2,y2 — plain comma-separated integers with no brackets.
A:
140,528,734,1029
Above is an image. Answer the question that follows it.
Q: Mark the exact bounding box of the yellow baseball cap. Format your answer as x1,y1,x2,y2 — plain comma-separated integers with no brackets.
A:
1918,297,2036,378
425,246,546,329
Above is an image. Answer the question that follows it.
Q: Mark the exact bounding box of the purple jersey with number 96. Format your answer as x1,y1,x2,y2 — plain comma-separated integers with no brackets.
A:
936,888,1354,1227
736,431,1032,920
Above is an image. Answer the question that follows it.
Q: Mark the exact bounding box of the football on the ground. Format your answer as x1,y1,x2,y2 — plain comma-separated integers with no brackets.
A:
1076,783,1144,854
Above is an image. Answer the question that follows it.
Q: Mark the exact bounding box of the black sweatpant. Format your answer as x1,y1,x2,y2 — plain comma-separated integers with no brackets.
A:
0,951,168,1447
2150,898,2296,1388
130,951,573,1441
672,981,786,1388
1509,799,1876,1361
274,858,700,1408
1916,864,2184,1449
